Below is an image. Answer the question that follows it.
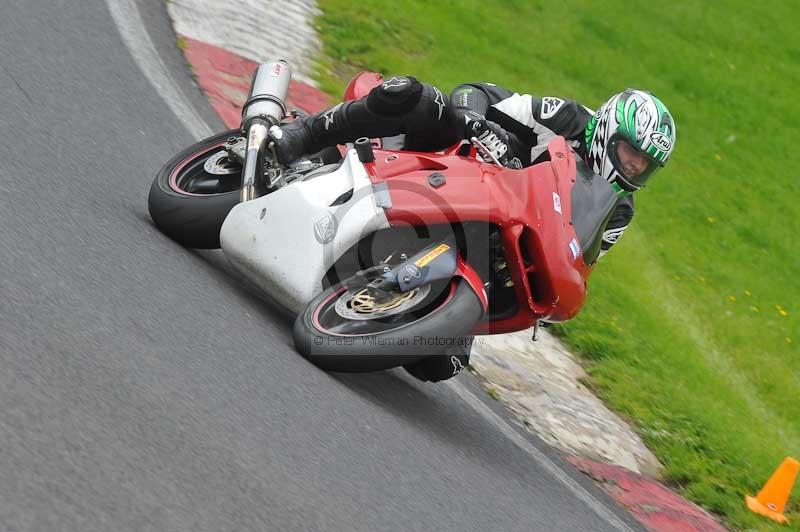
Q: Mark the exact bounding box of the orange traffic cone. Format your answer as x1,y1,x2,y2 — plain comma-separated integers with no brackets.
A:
745,457,800,524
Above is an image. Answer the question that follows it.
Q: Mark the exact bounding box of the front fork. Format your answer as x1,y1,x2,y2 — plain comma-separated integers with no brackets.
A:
240,121,269,202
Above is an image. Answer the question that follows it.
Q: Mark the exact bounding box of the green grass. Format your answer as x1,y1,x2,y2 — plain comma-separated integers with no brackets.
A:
312,1,799,529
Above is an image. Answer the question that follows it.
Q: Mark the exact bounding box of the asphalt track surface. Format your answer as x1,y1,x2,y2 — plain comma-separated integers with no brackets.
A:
0,0,644,530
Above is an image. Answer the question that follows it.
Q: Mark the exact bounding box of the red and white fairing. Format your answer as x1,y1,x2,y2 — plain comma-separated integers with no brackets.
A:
221,72,594,334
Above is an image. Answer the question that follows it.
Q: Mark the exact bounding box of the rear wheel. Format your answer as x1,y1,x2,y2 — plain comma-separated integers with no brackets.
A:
148,129,243,249
293,276,483,373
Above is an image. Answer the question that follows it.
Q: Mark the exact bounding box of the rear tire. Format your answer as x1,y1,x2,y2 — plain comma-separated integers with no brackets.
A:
293,277,483,373
148,129,243,249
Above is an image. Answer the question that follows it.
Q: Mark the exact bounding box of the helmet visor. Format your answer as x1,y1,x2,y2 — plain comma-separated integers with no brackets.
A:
608,136,663,190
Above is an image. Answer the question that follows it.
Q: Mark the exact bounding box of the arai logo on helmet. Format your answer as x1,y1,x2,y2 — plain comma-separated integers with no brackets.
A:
650,132,672,152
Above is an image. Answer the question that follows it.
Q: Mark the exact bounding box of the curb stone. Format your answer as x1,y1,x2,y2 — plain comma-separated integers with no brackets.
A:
568,457,727,532
167,0,321,86
179,36,330,127
469,329,662,477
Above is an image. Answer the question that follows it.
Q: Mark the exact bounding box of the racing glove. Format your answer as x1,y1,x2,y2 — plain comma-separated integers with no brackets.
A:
463,114,510,165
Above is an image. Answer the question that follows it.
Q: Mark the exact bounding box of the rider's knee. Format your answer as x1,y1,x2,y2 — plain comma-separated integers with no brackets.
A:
366,76,456,149
367,76,424,116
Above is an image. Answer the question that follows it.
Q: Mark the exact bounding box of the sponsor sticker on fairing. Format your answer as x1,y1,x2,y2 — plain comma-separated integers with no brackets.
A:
568,238,581,260
414,244,450,267
405,264,421,278
313,212,337,244
552,192,562,214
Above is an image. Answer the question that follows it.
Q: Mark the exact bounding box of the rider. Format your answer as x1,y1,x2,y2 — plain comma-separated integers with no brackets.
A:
270,76,676,259
269,76,677,381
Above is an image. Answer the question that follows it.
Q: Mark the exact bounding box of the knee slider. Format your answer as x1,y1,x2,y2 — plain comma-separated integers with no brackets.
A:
367,76,423,116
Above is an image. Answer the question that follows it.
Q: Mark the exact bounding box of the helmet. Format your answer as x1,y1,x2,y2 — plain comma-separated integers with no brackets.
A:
585,89,676,192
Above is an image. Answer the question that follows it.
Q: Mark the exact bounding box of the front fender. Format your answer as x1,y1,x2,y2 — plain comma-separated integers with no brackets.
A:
454,256,488,316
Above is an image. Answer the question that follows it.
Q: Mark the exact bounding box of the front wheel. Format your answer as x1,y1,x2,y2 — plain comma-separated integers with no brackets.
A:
148,129,244,249
293,277,483,373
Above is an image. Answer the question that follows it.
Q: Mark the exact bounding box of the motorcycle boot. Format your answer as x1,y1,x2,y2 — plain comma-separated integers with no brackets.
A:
403,338,473,382
270,76,459,163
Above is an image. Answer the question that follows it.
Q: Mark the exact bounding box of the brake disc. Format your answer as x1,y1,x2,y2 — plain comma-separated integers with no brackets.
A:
334,284,431,321
203,151,241,175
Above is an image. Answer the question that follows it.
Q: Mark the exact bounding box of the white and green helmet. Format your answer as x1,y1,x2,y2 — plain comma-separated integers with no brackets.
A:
585,88,676,191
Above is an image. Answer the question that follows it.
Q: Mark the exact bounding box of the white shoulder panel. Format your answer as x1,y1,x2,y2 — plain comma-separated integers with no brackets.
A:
492,93,536,128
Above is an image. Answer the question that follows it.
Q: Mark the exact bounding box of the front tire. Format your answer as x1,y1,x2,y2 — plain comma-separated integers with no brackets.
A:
148,129,243,249
293,277,483,373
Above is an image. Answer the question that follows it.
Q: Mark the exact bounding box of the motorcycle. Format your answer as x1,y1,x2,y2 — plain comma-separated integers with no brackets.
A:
148,60,620,374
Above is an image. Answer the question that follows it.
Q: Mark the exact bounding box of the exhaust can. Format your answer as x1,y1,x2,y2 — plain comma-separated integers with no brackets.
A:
241,60,292,129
